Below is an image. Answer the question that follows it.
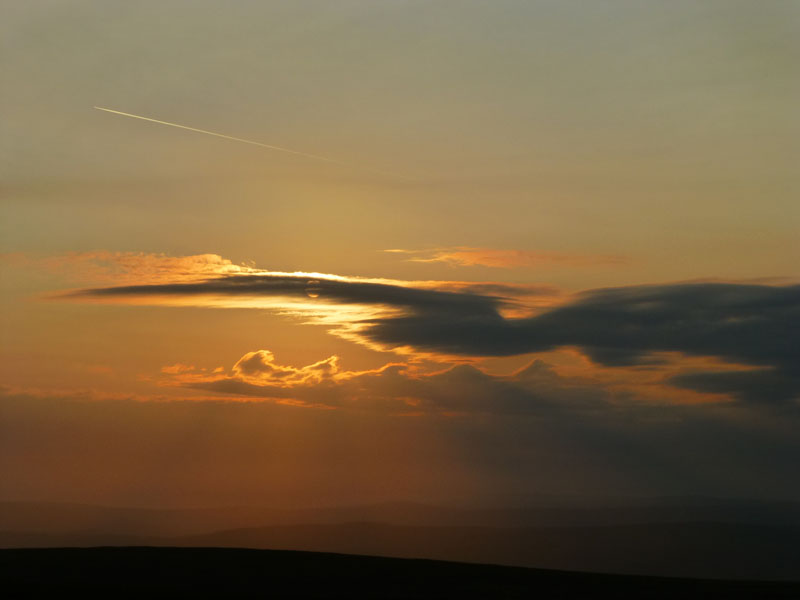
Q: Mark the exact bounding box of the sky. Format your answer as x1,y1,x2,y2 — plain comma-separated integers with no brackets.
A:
1,0,799,508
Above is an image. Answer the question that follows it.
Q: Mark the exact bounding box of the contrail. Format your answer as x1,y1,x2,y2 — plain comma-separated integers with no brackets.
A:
94,106,404,178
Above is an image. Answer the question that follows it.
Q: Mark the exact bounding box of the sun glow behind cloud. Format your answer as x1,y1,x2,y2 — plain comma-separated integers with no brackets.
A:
35,251,798,409
44,252,563,353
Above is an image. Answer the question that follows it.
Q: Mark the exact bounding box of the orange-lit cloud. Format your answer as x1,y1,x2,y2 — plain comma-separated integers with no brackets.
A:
49,256,563,355
161,363,199,375
160,346,753,412
232,350,342,386
386,247,627,269
40,251,565,296
40,251,259,284
162,349,618,415
44,253,800,405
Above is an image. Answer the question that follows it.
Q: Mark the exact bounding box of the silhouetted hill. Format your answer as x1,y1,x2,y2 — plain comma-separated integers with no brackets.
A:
177,521,800,581
3,521,800,580
2,547,799,598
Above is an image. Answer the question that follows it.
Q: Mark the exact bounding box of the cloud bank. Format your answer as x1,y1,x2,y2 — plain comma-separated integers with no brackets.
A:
61,268,799,404
164,350,616,416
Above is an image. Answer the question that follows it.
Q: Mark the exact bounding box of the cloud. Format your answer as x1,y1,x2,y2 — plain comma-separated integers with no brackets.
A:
668,368,800,405
357,282,800,403
60,268,800,404
232,350,341,386
358,281,798,364
34,252,259,284
386,247,626,269
59,272,522,351
166,349,614,416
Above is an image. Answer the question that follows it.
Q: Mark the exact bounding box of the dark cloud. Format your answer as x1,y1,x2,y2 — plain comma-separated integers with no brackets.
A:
363,282,799,403
67,274,506,314
69,275,800,403
361,283,798,363
668,369,800,406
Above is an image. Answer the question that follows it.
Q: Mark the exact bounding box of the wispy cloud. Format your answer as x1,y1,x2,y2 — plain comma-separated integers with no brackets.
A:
35,251,258,284
386,247,627,269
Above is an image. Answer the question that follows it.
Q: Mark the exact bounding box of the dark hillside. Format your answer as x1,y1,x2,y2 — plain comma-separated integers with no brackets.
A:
1,547,799,599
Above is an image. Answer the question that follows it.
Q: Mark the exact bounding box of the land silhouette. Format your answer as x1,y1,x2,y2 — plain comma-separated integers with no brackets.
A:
2,547,800,598
2,498,800,583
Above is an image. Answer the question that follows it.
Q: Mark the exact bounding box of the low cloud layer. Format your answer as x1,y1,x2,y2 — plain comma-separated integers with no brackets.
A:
165,350,615,416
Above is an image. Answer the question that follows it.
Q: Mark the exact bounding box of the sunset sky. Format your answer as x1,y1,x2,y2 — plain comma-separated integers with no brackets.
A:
2,1,798,508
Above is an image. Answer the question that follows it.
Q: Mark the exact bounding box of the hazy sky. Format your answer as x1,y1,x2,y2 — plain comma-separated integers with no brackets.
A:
1,1,798,507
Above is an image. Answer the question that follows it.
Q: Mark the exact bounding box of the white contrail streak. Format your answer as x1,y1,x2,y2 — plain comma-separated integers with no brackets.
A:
94,106,404,178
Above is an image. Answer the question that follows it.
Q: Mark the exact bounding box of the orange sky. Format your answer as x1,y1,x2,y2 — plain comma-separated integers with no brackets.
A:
1,1,799,508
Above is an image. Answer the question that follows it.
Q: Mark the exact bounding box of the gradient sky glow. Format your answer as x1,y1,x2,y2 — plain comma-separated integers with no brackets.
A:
1,1,799,508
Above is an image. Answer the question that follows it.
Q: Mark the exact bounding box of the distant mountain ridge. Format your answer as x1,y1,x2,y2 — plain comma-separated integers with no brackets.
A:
4,499,800,580
2,521,800,580
3,498,800,536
